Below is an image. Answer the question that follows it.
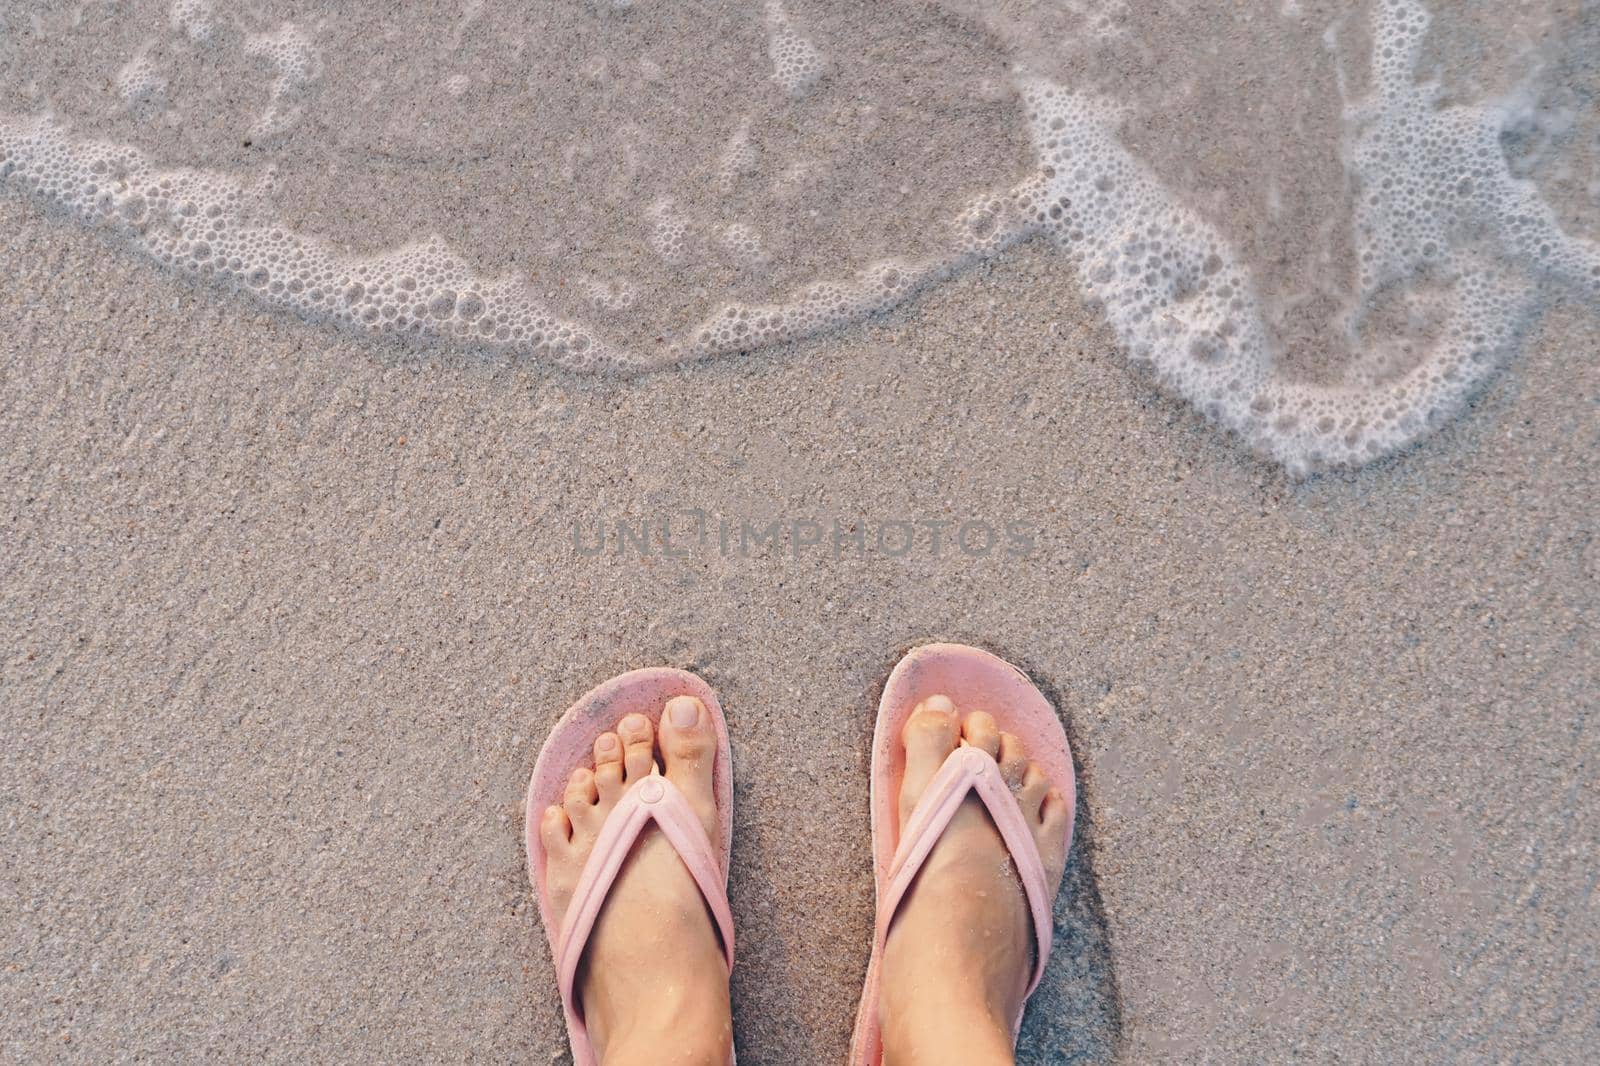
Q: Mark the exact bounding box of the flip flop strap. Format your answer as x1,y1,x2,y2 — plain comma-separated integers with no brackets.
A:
556,773,736,1017
876,745,1053,1000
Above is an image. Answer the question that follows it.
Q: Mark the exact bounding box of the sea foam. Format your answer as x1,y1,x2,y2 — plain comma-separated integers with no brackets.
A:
1017,0,1599,475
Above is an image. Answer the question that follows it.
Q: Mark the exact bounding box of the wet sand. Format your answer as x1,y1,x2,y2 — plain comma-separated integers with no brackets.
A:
2,192,1595,1061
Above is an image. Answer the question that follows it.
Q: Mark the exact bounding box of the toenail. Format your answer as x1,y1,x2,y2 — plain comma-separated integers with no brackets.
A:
668,696,700,728
596,735,617,753
638,777,664,804
926,695,954,713
622,714,647,734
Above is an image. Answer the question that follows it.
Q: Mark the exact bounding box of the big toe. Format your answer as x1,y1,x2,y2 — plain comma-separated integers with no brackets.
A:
659,695,719,839
899,695,960,827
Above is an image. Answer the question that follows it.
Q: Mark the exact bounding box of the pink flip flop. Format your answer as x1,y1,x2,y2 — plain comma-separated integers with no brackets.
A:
849,643,1077,1065
524,668,736,1066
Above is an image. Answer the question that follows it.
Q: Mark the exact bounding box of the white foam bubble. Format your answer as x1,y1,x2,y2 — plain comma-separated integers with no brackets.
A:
647,198,691,263
720,222,765,268
580,275,637,313
116,54,167,109
764,1,825,99
169,0,215,45
244,23,319,140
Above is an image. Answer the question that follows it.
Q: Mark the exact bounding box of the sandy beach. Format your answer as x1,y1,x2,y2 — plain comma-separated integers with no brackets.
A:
4,0,1599,1060
3,184,1595,1060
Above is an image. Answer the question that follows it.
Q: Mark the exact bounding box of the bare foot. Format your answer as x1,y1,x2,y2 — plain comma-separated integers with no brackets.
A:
538,696,732,1066
878,695,1073,1066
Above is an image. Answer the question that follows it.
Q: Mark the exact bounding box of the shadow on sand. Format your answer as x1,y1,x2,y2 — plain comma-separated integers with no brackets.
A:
1018,663,1124,1064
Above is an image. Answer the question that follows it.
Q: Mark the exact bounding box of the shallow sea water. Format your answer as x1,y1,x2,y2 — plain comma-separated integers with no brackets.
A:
2,0,1596,474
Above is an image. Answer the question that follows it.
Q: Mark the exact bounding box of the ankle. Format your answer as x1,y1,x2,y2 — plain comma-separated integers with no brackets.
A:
601,1027,731,1066
880,996,1014,1066
600,1016,731,1066
590,982,732,1066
